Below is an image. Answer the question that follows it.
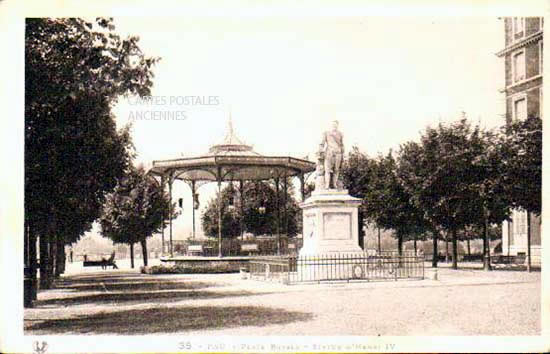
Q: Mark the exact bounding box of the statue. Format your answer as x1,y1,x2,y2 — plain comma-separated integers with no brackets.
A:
320,120,344,189
300,119,363,260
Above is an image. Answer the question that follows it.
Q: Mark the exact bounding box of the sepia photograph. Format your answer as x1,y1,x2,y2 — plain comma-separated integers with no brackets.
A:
0,1,548,353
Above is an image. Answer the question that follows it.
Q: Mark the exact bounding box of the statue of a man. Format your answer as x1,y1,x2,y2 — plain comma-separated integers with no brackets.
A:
321,120,344,189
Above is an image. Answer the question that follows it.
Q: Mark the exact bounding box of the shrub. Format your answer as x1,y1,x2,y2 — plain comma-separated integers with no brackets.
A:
140,262,243,274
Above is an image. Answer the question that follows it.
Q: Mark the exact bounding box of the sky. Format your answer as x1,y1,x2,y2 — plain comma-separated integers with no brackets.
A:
112,17,505,160
105,16,506,239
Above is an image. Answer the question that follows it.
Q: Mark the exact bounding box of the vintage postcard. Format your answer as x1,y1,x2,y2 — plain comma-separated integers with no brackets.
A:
1,0,548,353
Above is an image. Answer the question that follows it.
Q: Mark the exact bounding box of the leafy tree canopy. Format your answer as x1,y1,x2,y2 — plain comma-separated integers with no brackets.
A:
25,18,159,243
500,116,542,215
397,119,489,232
99,165,175,245
201,180,300,238
366,151,432,240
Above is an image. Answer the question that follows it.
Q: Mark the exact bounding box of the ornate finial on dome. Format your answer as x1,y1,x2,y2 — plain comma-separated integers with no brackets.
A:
207,108,259,156
222,108,245,145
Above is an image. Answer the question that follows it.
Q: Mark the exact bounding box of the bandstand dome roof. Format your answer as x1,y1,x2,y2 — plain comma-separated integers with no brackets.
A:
149,116,316,182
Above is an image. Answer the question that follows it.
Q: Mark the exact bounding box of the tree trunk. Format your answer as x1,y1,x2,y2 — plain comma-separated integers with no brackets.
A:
358,211,364,250
39,234,51,289
48,240,57,280
24,221,29,266
445,238,449,263
482,222,487,261
29,230,37,300
451,229,458,270
413,236,417,255
432,233,438,268
397,234,403,268
483,212,491,271
141,239,148,266
397,234,403,256
130,243,135,269
377,227,381,254
467,239,471,258
527,211,532,272
482,223,487,256
46,217,57,285
24,223,37,307
55,238,65,277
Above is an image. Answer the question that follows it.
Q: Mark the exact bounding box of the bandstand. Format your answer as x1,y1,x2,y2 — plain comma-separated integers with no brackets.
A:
148,117,316,257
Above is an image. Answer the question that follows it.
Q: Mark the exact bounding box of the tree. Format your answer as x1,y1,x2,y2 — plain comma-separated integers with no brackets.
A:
397,119,489,269
458,224,501,257
500,116,542,271
242,181,278,237
468,128,513,270
202,185,243,240
341,147,431,255
341,146,374,249
364,151,431,257
25,17,158,293
201,181,301,239
458,225,479,258
99,166,175,268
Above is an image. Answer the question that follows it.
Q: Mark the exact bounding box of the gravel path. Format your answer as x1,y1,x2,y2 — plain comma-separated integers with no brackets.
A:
25,267,541,336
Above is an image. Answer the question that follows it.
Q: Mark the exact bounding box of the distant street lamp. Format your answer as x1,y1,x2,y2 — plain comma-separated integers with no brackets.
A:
228,183,236,212
257,182,267,215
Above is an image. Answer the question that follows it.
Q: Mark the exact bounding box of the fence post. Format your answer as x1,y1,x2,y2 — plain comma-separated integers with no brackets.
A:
395,255,398,281
286,256,290,284
422,254,426,280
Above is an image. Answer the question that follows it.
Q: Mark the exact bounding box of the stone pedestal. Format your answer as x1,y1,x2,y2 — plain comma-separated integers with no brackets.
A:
299,189,363,256
296,189,363,281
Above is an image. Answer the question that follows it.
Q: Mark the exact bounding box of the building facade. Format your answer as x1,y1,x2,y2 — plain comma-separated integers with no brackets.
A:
497,17,543,263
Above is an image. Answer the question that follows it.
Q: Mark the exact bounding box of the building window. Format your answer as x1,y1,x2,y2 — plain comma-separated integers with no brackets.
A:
513,17,525,36
513,96,527,121
513,50,526,82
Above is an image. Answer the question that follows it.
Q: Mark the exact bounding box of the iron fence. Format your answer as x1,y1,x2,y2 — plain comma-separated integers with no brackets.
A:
249,250,424,284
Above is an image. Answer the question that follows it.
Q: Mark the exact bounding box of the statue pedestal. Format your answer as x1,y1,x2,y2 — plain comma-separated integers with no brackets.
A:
299,189,363,256
297,189,364,281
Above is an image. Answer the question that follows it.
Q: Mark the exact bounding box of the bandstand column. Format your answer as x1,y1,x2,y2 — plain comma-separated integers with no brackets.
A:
239,180,244,240
283,172,288,241
191,181,196,240
168,173,174,257
217,167,223,258
299,172,305,202
161,175,165,254
275,177,281,255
